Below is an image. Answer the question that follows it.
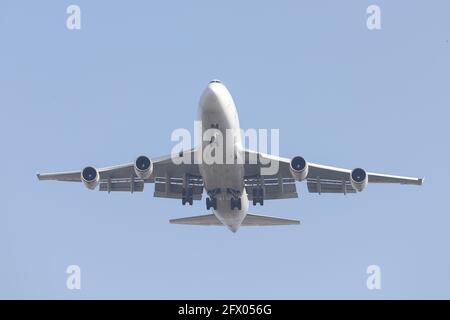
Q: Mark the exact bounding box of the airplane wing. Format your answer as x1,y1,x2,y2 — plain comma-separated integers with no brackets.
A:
244,150,423,197
37,149,204,200
243,151,299,201
305,163,423,194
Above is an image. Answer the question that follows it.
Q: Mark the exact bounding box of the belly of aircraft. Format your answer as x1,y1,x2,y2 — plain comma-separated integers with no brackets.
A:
200,163,243,191
199,162,248,233
212,190,249,233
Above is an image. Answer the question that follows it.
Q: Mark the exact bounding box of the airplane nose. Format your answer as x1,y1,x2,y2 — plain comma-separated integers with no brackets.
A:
204,86,219,104
206,80,223,97
200,81,224,111
206,82,221,97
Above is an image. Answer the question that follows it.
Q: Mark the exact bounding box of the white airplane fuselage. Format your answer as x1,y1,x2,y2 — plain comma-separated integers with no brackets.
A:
198,81,249,232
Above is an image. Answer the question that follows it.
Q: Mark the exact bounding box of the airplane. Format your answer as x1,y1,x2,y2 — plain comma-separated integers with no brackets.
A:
37,80,424,232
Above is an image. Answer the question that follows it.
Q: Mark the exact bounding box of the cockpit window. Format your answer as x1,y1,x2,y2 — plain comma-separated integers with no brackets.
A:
209,80,221,84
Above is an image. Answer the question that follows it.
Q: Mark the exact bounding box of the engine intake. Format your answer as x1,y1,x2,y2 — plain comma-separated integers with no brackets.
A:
134,155,153,179
81,166,99,190
350,168,368,192
289,156,309,181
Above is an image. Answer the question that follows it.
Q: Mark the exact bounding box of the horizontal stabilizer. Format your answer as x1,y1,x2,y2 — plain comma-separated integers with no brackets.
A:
169,213,300,226
242,213,300,226
169,214,222,226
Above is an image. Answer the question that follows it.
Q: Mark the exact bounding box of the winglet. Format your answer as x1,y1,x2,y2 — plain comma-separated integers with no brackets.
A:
36,172,42,180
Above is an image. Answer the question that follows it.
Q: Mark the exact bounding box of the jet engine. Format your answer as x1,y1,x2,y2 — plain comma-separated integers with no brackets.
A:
81,166,99,190
134,155,153,179
350,168,368,192
289,156,309,181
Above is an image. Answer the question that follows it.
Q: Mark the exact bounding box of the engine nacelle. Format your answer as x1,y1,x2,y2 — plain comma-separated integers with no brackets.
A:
81,166,99,190
134,155,153,179
350,168,368,192
289,156,309,181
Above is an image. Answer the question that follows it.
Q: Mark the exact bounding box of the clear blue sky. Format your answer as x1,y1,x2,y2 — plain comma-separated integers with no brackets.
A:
1,0,449,299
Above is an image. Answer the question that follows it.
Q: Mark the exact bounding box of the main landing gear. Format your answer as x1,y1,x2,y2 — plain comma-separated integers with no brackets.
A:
181,188,193,206
228,188,242,210
230,197,242,210
252,187,264,206
205,189,243,211
206,197,217,210
206,189,219,210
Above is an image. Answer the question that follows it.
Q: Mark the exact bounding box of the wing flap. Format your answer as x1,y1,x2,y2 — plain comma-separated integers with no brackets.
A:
244,176,298,200
99,180,145,192
154,176,203,200
307,178,357,194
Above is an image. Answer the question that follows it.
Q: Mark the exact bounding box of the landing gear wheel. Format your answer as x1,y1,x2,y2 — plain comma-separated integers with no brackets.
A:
206,197,217,210
182,197,193,206
230,198,242,210
252,187,264,206
182,188,193,206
